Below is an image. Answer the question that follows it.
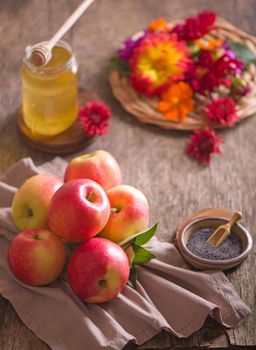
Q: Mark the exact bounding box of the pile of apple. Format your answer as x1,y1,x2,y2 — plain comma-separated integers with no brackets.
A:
8,150,151,303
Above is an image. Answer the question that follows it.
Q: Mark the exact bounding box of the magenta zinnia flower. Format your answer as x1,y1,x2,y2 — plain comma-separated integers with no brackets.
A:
118,38,141,60
186,50,244,95
171,11,216,41
205,97,238,127
79,102,112,136
187,127,223,164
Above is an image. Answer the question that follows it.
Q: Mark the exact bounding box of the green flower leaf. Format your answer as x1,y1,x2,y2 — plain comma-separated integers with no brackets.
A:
133,244,156,265
187,41,200,57
119,223,158,247
228,41,256,67
110,56,131,76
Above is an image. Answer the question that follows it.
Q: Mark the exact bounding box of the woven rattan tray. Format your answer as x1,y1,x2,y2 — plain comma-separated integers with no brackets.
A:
109,18,256,130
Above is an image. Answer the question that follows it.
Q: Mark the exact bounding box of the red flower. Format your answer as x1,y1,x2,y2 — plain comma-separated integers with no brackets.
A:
186,127,223,164
198,50,214,69
185,63,201,92
186,50,244,95
186,67,220,94
204,97,238,127
200,72,221,93
171,11,216,41
78,101,112,136
214,54,244,77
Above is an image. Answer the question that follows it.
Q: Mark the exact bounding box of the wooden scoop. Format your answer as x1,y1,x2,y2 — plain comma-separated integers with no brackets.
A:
29,0,95,66
206,211,242,247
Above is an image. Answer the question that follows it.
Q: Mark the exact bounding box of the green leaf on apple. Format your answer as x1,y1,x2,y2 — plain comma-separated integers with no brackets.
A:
134,223,158,246
119,223,158,247
61,270,68,282
133,244,156,265
64,242,80,261
128,265,138,288
61,241,81,280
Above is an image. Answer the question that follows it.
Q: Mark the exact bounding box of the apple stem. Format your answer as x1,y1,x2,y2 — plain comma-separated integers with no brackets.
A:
98,279,107,287
34,233,44,240
111,207,121,214
27,208,33,217
86,191,96,203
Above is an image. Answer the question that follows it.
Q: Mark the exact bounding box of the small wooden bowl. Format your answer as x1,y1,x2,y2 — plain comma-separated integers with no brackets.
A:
176,216,253,271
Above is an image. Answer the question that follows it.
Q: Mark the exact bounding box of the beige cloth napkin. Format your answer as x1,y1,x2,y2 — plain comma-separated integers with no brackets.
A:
0,158,250,350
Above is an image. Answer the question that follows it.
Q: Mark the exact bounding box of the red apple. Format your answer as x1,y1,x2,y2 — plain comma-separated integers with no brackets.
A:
12,174,63,231
67,237,129,303
8,229,66,286
64,150,122,191
101,185,149,243
47,179,110,243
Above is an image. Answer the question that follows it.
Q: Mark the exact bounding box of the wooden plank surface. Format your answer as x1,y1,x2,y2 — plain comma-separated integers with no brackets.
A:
0,0,255,349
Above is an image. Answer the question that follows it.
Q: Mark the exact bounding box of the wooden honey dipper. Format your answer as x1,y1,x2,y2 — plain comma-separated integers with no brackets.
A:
29,0,95,67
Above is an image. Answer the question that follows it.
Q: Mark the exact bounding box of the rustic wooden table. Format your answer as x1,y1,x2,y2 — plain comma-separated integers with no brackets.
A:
0,0,255,349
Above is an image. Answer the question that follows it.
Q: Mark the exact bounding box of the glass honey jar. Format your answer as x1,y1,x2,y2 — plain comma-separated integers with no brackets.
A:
22,40,79,136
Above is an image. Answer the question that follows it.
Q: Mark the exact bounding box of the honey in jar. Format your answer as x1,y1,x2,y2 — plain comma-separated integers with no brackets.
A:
22,40,78,136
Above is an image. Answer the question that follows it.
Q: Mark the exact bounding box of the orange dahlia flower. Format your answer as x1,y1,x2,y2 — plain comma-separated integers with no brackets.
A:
147,18,169,33
195,36,224,51
157,82,194,121
129,32,191,96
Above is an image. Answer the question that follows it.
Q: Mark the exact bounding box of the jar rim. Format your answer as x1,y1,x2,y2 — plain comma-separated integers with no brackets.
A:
23,40,76,74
